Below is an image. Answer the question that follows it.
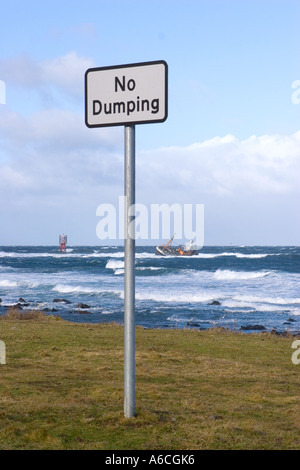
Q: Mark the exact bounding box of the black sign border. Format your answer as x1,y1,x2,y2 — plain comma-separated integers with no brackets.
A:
85,60,168,128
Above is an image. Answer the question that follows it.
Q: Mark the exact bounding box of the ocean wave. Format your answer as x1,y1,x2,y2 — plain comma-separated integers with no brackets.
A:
197,252,268,259
0,251,15,258
223,301,285,312
52,284,100,294
0,251,125,259
232,294,300,305
0,280,18,287
0,249,276,262
105,260,163,275
82,252,124,258
114,269,124,275
136,267,162,271
213,269,270,280
105,260,124,270
135,291,215,303
51,284,122,297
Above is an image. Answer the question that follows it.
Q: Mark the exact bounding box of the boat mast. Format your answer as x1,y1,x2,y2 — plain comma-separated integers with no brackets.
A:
163,235,174,249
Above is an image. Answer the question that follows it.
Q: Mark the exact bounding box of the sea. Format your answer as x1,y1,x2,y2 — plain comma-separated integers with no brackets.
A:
0,245,299,334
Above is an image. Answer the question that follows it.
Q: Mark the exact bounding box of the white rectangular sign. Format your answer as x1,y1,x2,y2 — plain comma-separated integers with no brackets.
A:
85,60,168,127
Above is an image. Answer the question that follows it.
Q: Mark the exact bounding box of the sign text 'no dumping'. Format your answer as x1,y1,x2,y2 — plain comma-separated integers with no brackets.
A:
85,60,168,127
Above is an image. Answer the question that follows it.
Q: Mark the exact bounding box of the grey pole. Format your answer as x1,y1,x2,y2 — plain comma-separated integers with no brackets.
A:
124,124,136,418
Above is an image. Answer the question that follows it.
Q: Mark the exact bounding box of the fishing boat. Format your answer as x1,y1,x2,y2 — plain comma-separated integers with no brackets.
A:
155,236,198,256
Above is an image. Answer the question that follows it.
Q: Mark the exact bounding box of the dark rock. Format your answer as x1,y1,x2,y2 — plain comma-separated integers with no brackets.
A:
270,329,280,336
42,308,58,312
208,300,221,305
53,299,71,304
74,310,92,314
240,324,266,331
287,317,296,322
13,303,23,310
271,329,288,337
0,298,2,303
77,303,91,309
18,299,30,306
187,321,200,327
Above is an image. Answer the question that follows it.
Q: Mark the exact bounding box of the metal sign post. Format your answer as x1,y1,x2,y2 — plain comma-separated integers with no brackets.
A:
124,124,136,418
85,60,167,418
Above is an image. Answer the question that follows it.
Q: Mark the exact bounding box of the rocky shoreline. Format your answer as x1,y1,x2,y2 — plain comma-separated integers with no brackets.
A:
0,296,299,336
0,297,94,316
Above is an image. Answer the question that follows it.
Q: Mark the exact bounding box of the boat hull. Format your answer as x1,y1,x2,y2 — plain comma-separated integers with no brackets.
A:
155,245,198,256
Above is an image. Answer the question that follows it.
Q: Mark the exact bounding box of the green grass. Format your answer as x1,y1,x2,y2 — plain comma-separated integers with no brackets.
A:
0,311,299,450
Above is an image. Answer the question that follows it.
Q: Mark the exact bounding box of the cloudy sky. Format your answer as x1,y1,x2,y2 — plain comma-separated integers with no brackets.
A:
0,0,299,245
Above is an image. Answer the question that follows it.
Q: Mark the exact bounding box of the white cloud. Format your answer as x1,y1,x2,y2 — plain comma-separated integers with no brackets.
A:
1,93,299,206
0,106,123,202
0,51,95,97
138,131,300,199
41,51,94,96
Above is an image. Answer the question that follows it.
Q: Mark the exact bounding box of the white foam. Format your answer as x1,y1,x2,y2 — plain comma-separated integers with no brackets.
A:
232,294,300,305
51,284,122,297
135,291,214,303
197,252,268,259
52,284,95,294
114,269,124,275
214,269,270,281
0,250,125,259
136,267,162,271
105,260,124,270
0,280,18,287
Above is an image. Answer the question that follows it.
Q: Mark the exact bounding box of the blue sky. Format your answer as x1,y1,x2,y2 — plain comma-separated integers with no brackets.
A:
0,0,299,245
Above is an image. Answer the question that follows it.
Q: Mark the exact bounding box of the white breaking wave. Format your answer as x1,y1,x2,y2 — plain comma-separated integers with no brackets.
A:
136,267,162,271
114,269,124,275
197,252,268,259
52,284,96,294
82,252,124,258
0,250,271,260
214,269,270,280
0,251,125,259
105,260,124,270
52,284,122,297
232,294,300,305
0,251,15,258
135,291,215,303
0,279,18,287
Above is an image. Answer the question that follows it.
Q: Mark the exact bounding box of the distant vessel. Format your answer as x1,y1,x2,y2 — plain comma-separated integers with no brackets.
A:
59,234,67,253
155,236,198,256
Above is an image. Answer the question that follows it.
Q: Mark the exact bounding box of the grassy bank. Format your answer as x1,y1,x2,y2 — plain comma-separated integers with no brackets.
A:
0,311,299,450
